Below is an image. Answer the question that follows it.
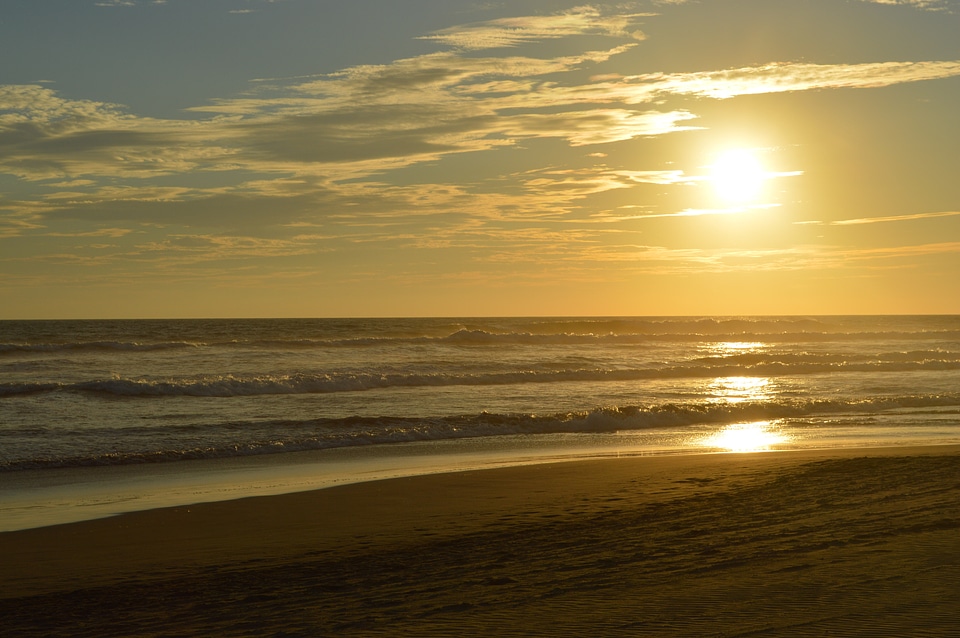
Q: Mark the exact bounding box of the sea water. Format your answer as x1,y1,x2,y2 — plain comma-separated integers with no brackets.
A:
2,316,960,529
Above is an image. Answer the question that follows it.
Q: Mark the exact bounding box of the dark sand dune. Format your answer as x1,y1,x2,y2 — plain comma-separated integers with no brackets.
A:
2,446,959,636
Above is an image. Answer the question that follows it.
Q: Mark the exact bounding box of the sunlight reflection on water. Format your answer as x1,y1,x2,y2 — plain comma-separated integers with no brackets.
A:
707,376,774,404
704,341,766,353
700,342,776,404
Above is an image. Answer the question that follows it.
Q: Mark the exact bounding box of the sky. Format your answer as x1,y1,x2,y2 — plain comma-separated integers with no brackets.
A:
1,0,959,318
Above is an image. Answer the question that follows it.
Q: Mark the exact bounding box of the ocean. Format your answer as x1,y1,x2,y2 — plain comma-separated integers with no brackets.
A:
3,316,960,529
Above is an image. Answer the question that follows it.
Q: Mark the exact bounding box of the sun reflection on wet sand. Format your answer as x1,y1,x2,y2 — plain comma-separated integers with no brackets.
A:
700,421,791,452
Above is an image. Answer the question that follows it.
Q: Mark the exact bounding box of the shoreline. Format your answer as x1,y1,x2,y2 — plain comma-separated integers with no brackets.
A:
5,423,957,533
2,443,959,635
0,432,691,532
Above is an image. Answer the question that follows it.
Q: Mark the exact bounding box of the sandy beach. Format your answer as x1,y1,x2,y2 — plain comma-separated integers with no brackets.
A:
2,445,959,636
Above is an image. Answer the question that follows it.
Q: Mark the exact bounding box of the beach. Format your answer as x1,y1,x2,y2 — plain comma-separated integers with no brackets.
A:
2,444,958,636
5,0,960,630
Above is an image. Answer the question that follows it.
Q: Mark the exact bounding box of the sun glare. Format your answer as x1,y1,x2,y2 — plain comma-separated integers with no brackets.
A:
711,149,766,204
700,421,789,453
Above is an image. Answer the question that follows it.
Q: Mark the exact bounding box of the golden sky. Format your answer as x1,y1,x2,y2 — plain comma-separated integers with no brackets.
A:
1,0,959,318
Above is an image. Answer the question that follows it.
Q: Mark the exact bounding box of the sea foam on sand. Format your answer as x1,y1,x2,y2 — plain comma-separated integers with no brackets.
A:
2,445,959,636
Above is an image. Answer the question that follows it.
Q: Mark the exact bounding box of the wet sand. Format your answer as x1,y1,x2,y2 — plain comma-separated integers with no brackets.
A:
2,445,959,636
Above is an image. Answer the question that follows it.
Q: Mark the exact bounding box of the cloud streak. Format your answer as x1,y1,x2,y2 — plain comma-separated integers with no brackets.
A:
418,6,651,50
623,60,960,100
861,0,954,10
798,211,960,226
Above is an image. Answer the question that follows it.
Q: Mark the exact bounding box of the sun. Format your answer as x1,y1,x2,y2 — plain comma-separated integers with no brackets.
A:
711,149,766,204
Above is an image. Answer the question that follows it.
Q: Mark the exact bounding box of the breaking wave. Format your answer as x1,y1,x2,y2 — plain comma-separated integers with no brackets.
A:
4,324,960,356
4,394,958,471
3,351,959,398
0,341,200,355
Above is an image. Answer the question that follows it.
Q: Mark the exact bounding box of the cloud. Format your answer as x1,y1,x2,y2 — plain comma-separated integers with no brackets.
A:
797,210,960,226
516,167,677,203
133,233,315,262
418,6,651,50
860,0,953,10
0,211,44,238
265,46,637,107
825,242,960,265
557,239,960,276
623,60,960,100
94,0,167,5
8,49,956,191
3,42,688,189
500,109,698,146
0,84,127,125
0,85,233,182
602,203,781,222
4,4,960,280
44,228,134,238
1,233,319,283
831,210,960,225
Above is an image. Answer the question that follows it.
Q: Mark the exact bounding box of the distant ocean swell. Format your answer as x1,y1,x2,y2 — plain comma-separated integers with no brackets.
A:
3,395,958,471
3,356,960,398
4,328,960,355
0,341,200,354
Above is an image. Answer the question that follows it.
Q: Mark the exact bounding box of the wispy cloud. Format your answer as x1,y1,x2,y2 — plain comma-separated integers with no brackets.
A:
625,60,960,100
94,0,167,6
560,240,960,275
798,210,960,226
1,42,699,193
604,203,782,222
44,228,135,238
0,84,229,182
6,44,957,193
860,0,953,10
418,6,651,50
833,210,960,225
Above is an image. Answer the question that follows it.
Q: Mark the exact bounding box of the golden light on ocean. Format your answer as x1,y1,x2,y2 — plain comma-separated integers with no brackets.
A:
708,375,773,404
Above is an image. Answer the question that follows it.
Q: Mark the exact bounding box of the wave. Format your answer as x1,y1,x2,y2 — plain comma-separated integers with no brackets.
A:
4,354,960,399
4,393,959,471
438,328,960,346
0,341,200,355
4,324,960,355
690,349,960,367
242,328,960,347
